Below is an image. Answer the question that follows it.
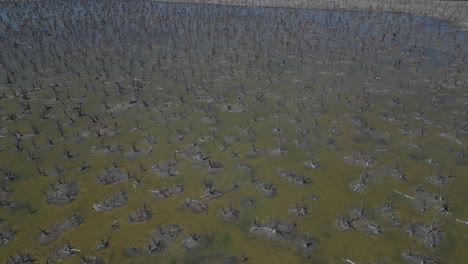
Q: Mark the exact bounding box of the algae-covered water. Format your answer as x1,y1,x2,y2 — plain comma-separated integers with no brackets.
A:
0,1,467,263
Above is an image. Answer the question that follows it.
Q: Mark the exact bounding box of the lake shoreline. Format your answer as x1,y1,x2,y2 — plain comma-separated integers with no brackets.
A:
155,0,468,29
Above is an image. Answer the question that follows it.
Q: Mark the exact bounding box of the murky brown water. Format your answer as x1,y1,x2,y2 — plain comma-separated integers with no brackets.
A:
0,2,467,263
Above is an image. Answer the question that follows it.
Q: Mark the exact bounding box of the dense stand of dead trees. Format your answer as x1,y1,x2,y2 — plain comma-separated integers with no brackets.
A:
0,1,466,263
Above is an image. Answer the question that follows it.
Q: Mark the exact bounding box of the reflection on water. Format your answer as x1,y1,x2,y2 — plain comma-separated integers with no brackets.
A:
0,1,467,263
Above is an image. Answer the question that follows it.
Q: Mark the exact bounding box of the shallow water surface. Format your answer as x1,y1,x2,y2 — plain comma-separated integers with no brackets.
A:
0,1,467,263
